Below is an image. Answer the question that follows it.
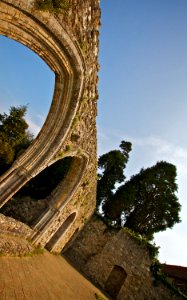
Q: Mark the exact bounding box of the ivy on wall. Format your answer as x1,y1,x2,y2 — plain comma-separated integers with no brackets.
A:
151,260,187,299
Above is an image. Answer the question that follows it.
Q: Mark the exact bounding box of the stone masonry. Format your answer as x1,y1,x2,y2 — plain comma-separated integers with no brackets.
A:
0,0,100,253
65,215,184,300
0,3,185,299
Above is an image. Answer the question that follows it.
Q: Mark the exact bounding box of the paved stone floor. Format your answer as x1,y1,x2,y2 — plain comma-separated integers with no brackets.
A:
0,251,108,300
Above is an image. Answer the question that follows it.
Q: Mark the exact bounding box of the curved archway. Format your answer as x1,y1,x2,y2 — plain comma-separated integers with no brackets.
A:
45,212,77,252
0,1,85,207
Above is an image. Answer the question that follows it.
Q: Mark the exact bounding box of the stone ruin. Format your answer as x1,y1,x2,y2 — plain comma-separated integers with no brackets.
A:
0,0,100,253
64,215,184,300
0,2,185,299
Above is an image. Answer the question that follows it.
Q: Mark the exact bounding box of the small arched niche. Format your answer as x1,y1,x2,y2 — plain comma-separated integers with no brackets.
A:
105,265,127,299
45,212,77,252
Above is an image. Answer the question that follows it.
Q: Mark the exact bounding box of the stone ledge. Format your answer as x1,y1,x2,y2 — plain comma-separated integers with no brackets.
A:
0,232,34,256
0,213,35,256
0,213,32,238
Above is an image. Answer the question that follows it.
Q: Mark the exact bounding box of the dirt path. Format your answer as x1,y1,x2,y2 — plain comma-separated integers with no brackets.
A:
0,251,108,300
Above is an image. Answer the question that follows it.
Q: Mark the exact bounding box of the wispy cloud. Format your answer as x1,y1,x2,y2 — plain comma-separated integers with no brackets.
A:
35,113,46,124
133,135,187,158
26,111,47,137
129,135,187,176
100,131,187,176
27,117,41,136
97,126,116,155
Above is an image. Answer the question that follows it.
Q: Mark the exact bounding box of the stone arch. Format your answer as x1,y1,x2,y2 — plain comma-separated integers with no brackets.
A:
45,212,77,252
105,265,127,299
30,153,88,245
0,0,85,207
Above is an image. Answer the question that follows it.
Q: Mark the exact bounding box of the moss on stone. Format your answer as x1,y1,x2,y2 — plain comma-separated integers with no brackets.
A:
36,0,71,13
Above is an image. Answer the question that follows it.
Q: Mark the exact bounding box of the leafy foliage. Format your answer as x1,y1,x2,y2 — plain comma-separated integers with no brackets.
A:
122,227,160,260
0,106,33,175
96,141,132,209
151,260,187,298
94,293,106,300
105,161,181,238
97,141,181,239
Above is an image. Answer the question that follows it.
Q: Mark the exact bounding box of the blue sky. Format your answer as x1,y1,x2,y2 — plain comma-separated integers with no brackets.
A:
0,0,187,266
98,0,187,266
0,36,54,134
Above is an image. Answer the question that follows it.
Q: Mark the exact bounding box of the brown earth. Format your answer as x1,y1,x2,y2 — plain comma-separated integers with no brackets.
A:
0,251,108,300
0,214,108,299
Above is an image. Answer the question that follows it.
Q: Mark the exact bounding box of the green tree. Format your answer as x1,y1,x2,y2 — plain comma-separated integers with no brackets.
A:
0,106,33,174
96,141,132,210
104,161,181,239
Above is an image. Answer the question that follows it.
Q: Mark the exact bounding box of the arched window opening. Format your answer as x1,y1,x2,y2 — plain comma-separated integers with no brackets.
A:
105,265,127,299
0,157,72,225
45,212,77,251
0,34,56,225
0,35,54,175
0,0,85,218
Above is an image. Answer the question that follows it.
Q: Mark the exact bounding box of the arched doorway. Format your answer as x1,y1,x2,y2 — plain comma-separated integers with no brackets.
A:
45,212,77,251
105,265,127,299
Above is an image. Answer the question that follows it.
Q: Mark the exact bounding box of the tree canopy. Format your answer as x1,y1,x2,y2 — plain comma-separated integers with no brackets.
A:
0,106,33,175
96,140,132,208
97,142,181,239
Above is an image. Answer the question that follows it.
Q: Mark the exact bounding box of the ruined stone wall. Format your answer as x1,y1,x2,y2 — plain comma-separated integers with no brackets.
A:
0,213,35,256
65,215,184,300
31,0,101,251
0,0,100,252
